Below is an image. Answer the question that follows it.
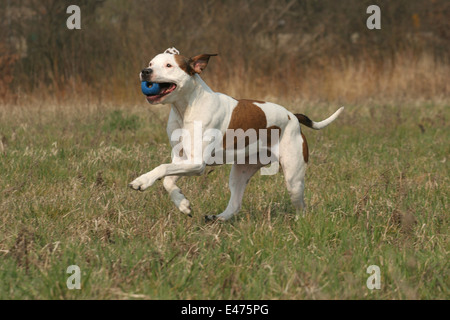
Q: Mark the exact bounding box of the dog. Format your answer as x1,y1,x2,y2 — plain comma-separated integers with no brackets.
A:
129,47,344,221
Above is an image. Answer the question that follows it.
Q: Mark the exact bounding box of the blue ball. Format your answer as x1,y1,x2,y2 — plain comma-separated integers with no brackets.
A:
141,81,160,95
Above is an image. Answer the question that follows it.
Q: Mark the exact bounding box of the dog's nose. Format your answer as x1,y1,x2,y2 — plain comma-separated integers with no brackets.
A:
141,68,152,76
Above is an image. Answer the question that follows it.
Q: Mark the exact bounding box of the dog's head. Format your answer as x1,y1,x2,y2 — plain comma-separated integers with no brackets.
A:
140,47,217,105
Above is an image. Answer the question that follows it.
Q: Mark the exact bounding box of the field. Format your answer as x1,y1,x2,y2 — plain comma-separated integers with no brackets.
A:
0,98,448,299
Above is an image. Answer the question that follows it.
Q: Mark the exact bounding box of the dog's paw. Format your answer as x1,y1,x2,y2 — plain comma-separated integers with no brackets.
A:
204,215,217,223
204,215,225,223
128,174,155,191
178,199,192,216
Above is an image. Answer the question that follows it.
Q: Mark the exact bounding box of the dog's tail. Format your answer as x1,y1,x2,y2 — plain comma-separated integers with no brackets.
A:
294,107,344,130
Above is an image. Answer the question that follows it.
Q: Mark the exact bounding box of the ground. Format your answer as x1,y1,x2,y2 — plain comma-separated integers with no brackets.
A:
0,100,448,299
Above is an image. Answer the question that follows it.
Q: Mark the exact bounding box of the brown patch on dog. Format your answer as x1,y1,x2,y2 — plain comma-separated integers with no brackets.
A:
295,114,313,129
288,115,291,120
174,55,195,76
174,53,218,75
189,53,217,74
223,99,267,149
301,132,309,163
266,126,281,147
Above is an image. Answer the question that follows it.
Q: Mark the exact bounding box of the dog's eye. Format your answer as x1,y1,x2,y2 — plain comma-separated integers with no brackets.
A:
166,64,172,68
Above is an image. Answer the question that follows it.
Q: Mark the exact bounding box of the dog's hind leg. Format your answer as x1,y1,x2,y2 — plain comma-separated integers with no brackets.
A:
279,123,308,216
206,163,263,221
163,175,192,216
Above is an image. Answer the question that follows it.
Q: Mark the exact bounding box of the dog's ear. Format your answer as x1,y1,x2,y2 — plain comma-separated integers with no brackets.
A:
189,54,218,74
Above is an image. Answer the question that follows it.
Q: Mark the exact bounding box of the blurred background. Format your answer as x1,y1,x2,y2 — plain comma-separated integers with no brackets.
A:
0,0,448,105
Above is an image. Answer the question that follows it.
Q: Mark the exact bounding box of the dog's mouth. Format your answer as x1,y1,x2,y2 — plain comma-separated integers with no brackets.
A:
143,82,177,103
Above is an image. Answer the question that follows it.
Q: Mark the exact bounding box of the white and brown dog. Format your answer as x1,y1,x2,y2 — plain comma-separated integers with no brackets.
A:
129,47,344,221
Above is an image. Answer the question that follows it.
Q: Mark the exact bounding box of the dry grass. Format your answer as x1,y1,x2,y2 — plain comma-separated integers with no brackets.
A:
0,97,448,299
8,50,449,113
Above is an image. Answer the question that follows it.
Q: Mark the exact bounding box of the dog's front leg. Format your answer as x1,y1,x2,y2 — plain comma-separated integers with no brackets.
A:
163,175,192,216
130,122,209,191
129,162,206,191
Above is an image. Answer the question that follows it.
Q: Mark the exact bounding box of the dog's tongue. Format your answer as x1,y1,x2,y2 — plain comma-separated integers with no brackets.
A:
160,84,174,94
141,81,161,96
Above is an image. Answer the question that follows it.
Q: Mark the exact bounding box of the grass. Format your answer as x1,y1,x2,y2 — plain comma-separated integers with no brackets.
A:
0,99,448,299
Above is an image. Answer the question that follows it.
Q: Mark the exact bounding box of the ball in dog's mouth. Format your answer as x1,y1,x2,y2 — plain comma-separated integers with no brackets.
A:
141,81,177,103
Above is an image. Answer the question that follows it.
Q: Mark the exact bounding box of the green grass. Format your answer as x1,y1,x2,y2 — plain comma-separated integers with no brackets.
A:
0,101,448,299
